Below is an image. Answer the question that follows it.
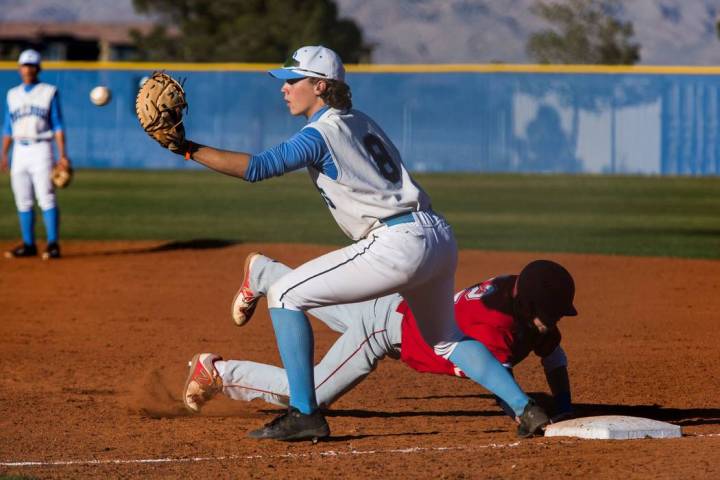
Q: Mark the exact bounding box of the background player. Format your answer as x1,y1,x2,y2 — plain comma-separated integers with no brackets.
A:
1,49,70,260
165,45,548,441
184,254,577,437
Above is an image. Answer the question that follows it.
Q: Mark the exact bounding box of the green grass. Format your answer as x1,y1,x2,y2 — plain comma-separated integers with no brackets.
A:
1,170,719,259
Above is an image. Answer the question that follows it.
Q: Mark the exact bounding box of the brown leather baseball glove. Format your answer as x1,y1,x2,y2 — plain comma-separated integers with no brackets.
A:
51,163,73,189
135,72,188,153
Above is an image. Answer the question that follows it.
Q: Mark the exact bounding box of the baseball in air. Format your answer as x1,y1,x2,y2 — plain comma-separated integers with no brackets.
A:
89,86,111,106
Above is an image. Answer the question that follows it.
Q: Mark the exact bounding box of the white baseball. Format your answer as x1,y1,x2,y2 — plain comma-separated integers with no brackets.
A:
90,86,111,106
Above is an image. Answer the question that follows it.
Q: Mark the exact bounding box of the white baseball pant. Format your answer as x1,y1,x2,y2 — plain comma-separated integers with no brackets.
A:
265,210,464,359
10,141,56,212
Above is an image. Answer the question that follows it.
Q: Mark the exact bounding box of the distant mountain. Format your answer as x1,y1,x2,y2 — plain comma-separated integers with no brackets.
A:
2,0,720,65
336,0,720,65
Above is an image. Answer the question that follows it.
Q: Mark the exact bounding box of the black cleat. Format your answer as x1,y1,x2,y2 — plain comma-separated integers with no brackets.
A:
248,407,330,442
42,242,61,260
517,399,550,438
4,243,37,259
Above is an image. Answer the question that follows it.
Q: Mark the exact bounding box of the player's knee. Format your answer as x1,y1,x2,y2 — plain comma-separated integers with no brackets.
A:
38,196,56,212
266,282,287,309
267,283,309,311
16,200,34,212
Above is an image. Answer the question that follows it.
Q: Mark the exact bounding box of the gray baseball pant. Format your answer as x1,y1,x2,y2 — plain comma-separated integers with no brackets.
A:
215,255,404,408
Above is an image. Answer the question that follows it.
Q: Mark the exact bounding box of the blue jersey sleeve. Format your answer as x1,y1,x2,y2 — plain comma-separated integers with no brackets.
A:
48,90,64,132
244,127,336,182
2,98,11,136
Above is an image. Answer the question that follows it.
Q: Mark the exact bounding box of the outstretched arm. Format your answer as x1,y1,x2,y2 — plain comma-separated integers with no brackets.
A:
541,346,573,417
185,142,251,179
183,127,329,182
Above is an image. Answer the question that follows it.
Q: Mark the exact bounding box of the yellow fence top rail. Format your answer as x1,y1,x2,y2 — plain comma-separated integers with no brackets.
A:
1,61,720,75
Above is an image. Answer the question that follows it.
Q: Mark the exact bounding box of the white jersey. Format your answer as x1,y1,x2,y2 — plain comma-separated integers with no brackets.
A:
6,83,57,141
306,108,431,240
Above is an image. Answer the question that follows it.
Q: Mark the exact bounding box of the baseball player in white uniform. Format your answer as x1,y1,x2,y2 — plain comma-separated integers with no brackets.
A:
176,46,549,441
183,254,577,437
1,49,70,260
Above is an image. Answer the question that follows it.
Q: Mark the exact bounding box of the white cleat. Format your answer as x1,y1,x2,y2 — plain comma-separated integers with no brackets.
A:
183,353,223,413
231,252,262,326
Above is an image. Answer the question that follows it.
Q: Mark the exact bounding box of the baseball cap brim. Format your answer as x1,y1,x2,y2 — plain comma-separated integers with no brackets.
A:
268,68,307,80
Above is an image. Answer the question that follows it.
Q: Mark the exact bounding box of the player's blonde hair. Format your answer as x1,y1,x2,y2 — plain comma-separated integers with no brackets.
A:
310,78,352,111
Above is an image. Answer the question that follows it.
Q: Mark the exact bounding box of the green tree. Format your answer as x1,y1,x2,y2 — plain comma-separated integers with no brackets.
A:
130,0,371,63
526,0,640,65
524,1,645,173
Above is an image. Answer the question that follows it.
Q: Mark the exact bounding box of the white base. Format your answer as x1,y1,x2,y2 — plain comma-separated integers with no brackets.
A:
544,415,682,440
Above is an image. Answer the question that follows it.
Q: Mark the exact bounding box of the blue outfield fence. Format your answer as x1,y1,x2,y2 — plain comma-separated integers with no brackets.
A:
1,63,719,175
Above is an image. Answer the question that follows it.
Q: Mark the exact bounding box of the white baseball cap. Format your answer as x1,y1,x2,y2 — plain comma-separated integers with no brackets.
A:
18,49,41,66
269,46,345,82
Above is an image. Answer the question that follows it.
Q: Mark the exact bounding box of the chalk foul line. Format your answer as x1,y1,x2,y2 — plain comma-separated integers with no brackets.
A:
1,441,521,467
3,433,718,468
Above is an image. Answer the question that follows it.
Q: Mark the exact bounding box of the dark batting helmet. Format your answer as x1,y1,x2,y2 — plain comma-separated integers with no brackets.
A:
516,260,577,324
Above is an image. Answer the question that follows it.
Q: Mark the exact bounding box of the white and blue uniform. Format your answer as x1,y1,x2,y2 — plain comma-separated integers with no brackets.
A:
3,82,64,246
246,106,461,354
244,106,532,418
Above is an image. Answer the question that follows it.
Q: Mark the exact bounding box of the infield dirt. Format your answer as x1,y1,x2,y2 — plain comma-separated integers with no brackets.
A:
1,241,719,479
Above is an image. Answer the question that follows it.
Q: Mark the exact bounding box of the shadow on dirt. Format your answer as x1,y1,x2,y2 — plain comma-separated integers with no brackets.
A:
321,431,441,442
70,239,240,257
381,392,720,427
396,393,496,401
324,408,505,419
529,393,720,426
572,402,720,427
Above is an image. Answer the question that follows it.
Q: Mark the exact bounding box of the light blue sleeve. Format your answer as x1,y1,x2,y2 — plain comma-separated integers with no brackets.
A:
244,127,334,182
48,90,64,132
2,97,11,136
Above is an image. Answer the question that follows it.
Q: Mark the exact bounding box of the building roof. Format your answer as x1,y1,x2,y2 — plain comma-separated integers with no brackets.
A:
0,22,159,44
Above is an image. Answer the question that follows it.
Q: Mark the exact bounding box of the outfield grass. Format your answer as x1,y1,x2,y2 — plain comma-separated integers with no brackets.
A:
1,170,718,259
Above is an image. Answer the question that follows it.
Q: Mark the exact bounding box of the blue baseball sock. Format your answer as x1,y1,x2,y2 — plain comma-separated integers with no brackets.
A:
269,308,317,414
42,207,59,244
18,210,35,245
493,368,517,419
449,338,529,416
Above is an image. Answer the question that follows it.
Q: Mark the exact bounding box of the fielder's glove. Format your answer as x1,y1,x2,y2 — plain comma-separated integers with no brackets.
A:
51,163,73,189
135,72,188,153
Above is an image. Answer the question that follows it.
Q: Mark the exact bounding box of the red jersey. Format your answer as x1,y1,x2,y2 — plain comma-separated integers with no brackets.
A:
399,275,561,377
